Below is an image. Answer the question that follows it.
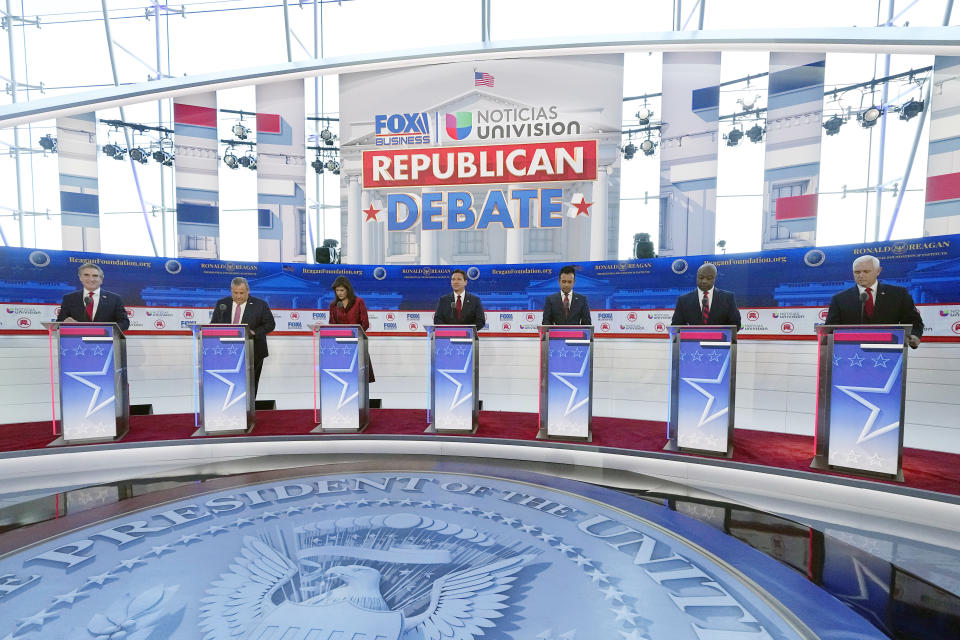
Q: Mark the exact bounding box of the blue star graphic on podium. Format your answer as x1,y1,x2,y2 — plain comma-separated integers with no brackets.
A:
836,355,903,445
828,339,904,474
63,345,117,419
322,343,360,410
205,351,248,412
437,344,474,411
680,350,731,429
549,346,590,417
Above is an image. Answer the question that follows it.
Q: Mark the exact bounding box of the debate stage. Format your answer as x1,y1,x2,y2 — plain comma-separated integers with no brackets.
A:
2,408,959,497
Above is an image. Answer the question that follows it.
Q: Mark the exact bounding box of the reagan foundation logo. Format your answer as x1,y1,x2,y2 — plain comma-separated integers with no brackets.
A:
0,472,813,640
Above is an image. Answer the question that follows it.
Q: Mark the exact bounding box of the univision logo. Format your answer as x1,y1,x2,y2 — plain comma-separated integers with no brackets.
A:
446,112,472,140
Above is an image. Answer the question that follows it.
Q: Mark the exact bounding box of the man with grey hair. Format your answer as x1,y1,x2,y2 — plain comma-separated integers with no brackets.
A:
56,262,130,332
671,263,741,329
825,254,923,348
211,276,276,394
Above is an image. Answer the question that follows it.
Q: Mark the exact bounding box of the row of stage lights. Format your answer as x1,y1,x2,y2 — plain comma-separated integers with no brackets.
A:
101,142,174,166
622,98,926,159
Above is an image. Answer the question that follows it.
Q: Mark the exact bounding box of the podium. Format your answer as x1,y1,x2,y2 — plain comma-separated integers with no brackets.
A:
427,325,478,434
44,322,129,444
811,324,909,480
313,324,370,433
537,325,593,441
193,324,255,436
665,325,738,457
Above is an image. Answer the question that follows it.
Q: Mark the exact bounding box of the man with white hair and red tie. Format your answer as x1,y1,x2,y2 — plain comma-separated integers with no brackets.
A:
825,254,923,349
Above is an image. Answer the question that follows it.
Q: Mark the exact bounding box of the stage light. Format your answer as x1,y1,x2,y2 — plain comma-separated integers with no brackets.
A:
152,150,174,166
725,128,743,147
858,105,883,128
102,143,126,160
238,153,257,170
639,139,656,156
39,134,57,152
129,147,150,164
231,123,250,139
738,94,760,110
223,149,239,169
635,108,653,125
898,99,924,121
311,157,324,174
325,158,338,172
332,162,340,176
745,124,765,143
823,115,844,136
320,128,335,145
622,142,636,160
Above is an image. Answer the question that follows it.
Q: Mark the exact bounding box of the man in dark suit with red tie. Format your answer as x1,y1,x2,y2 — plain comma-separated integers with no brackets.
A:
671,263,742,330
210,277,276,394
825,255,923,349
542,265,592,325
56,262,130,332
433,269,485,331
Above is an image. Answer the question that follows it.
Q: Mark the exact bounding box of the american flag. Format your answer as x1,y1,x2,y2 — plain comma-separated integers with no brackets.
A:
474,71,494,87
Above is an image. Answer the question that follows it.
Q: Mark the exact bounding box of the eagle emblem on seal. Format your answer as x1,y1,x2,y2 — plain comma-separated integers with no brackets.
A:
199,536,534,640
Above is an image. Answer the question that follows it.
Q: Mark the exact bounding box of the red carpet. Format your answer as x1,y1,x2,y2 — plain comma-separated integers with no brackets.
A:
2,410,958,497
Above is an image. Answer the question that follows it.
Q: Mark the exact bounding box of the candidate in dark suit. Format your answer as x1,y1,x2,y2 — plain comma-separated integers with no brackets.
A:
210,277,276,394
825,254,923,349
56,262,130,332
671,263,742,330
433,269,485,331
542,265,592,325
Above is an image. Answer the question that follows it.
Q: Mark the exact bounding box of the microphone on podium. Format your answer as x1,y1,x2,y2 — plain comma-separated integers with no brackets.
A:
859,291,868,324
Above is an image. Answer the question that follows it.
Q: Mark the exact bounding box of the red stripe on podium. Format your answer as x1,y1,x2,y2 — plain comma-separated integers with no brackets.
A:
318,329,354,337
435,329,470,338
834,332,894,342
679,331,724,340
60,327,108,336
549,330,588,339
203,329,245,337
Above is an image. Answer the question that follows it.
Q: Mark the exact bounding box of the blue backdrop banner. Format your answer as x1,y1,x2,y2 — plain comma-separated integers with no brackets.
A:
0,235,957,338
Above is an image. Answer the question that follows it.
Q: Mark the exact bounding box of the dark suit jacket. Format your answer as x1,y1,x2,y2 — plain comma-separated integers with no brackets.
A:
211,296,276,362
671,288,742,330
434,292,485,331
542,291,592,325
56,289,130,332
825,283,923,339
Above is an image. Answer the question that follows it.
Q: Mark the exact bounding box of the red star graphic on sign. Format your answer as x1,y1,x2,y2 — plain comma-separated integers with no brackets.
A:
573,198,593,216
363,204,381,222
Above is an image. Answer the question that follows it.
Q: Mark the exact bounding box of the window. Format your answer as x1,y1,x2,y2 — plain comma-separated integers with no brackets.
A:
457,230,485,255
295,207,306,255
769,181,807,241
180,234,215,251
257,208,273,228
525,228,555,254
388,231,416,256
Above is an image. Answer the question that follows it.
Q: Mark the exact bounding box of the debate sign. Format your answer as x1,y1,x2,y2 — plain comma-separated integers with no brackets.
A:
339,55,625,264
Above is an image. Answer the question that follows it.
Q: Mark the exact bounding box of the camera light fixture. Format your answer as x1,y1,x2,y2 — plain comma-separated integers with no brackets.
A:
823,114,845,136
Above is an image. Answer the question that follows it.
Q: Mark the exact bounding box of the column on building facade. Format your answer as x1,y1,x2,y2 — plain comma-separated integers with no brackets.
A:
346,175,362,263
505,198,522,264
419,190,438,265
589,168,609,260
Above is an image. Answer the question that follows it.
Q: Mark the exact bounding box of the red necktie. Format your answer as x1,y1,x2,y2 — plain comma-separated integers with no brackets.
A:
563,293,570,317
701,291,710,323
232,303,243,324
455,295,462,321
85,291,94,320
865,287,875,318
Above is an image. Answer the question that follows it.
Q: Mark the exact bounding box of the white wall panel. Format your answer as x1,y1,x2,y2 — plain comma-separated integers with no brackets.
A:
2,334,959,454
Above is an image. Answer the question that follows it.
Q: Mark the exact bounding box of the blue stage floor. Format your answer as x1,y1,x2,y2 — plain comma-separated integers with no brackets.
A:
0,455,957,640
